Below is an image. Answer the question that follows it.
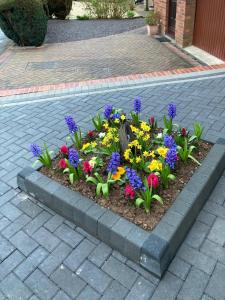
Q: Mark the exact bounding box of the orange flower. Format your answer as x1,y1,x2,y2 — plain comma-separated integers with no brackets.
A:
112,166,126,180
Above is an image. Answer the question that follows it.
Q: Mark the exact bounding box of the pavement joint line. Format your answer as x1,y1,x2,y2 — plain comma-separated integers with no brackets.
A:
1,72,225,108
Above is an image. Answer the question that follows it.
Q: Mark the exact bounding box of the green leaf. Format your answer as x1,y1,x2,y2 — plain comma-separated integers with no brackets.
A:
135,198,145,207
96,183,102,196
102,183,109,198
152,194,163,204
188,155,201,166
86,177,98,185
168,174,176,180
69,173,74,185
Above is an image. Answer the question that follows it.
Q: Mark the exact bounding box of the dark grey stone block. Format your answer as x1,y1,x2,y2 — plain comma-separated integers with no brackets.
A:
17,167,35,192
98,210,120,244
84,203,107,237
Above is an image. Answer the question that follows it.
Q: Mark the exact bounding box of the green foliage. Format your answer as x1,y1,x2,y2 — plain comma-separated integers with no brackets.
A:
127,10,135,18
47,0,72,19
163,116,173,134
77,14,90,20
84,0,132,19
33,144,53,168
135,178,162,213
86,172,114,198
63,160,82,184
0,0,48,46
177,138,201,165
92,113,103,131
193,122,204,141
145,10,160,26
155,166,175,189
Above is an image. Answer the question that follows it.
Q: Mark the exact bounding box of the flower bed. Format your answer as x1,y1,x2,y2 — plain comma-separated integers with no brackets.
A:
30,98,211,231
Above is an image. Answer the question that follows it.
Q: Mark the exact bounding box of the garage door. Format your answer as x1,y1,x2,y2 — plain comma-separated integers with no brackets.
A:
193,0,225,61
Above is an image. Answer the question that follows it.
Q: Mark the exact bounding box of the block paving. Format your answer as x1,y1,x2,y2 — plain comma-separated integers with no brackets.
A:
0,73,225,299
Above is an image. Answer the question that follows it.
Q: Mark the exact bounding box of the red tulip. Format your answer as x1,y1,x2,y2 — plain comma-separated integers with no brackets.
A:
181,128,187,137
87,130,94,139
59,158,67,169
147,173,159,189
83,161,93,174
60,145,68,155
125,184,136,199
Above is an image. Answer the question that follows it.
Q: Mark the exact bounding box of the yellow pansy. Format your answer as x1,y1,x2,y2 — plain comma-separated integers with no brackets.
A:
148,160,163,172
82,143,91,151
157,147,169,158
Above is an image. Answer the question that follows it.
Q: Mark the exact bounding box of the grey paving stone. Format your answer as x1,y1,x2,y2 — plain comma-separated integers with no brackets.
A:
125,276,155,300
15,247,48,280
25,269,59,300
89,242,112,267
76,285,100,300
77,260,112,294
0,189,18,207
0,273,32,300
44,214,64,232
151,272,183,300
197,210,216,227
0,250,25,281
52,290,71,300
201,238,225,264
205,263,225,300
185,221,210,249
102,256,138,290
112,250,127,263
201,294,214,300
0,202,22,221
208,218,225,246
177,267,209,300
101,280,128,300
0,182,10,196
17,198,42,218
32,227,60,252
177,243,216,275
10,231,38,256
39,242,72,276
55,223,84,247
0,235,15,261
51,266,86,298
0,217,10,231
168,257,191,280
2,214,31,239
0,290,6,300
64,239,95,271
24,210,52,235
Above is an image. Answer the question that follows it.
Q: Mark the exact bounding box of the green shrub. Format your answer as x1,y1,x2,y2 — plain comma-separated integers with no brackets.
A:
127,10,135,18
77,14,90,20
47,0,73,19
145,10,160,26
84,0,132,19
0,0,48,47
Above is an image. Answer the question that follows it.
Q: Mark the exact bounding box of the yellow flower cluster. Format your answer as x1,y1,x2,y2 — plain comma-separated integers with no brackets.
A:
143,150,155,158
157,147,169,158
112,166,126,180
82,142,97,151
140,121,150,132
102,127,119,147
148,160,163,172
130,123,150,142
128,140,142,150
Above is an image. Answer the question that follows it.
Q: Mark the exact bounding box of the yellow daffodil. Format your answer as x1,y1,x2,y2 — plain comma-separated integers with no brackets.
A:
143,134,150,141
121,115,126,121
149,151,155,158
157,147,169,158
140,122,150,132
103,122,109,130
112,166,126,181
143,151,149,158
82,143,91,151
128,140,139,148
124,149,131,160
114,118,120,124
130,125,138,133
148,160,162,171
91,142,97,148
136,156,141,163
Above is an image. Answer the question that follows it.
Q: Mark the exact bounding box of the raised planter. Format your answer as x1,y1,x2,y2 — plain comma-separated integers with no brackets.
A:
18,138,225,278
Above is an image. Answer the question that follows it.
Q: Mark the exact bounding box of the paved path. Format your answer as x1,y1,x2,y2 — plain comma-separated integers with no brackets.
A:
0,70,225,299
0,27,194,91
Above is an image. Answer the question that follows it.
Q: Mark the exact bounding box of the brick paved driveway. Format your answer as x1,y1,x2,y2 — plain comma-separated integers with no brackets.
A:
0,27,193,90
0,71,225,299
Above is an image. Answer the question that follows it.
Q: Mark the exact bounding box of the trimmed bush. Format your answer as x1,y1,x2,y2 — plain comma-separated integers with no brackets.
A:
0,0,48,47
47,0,73,19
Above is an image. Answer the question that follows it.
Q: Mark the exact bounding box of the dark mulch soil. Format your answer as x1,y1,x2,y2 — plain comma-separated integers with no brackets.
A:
41,140,212,231
45,18,145,44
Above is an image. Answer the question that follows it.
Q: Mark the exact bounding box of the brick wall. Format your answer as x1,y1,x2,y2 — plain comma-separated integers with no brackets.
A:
154,0,196,47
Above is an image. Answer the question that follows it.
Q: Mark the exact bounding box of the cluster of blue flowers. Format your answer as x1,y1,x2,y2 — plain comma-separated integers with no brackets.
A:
65,116,78,134
126,168,143,190
164,134,177,149
30,144,42,157
112,112,120,120
168,103,176,119
107,152,120,174
165,148,177,169
104,105,113,120
69,148,80,168
134,97,141,114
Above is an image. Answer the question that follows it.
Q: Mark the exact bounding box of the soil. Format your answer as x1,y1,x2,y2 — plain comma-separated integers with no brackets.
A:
41,140,212,231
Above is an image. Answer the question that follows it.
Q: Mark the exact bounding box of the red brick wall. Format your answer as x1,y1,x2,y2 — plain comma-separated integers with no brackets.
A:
154,0,196,47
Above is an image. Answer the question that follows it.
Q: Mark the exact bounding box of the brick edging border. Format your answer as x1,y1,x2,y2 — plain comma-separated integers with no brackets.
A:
17,139,225,278
1,63,225,97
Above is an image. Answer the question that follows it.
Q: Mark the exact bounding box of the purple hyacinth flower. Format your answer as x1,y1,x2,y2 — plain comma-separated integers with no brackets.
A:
104,105,113,120
168,103,176,119
134,97,141,114
107,152,120,174
30,144,42,157
164,134,177,149
69,148,80,168
165,148,177,169
65,116,78,134
126,167,143,190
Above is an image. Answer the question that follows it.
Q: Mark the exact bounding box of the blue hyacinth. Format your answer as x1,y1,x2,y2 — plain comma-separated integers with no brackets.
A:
104,105,113,120
168,103,176,119
107,152,120,174
112,113,120,120
69,148,80,168
165,148,177,169
30,144,42,157
134,97,141,114
65,116,78,134
126,168,143,190
164,134,177,149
